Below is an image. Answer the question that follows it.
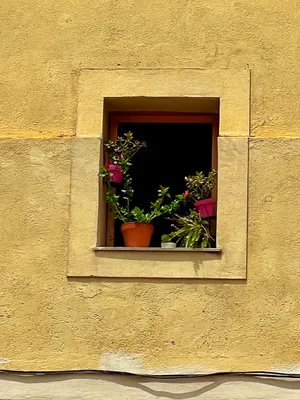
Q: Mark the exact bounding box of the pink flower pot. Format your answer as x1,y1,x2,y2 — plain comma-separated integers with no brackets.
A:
194,198,215,218
108,164,123,183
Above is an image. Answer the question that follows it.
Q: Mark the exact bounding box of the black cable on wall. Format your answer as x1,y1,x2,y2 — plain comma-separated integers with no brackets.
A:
0,369,299,380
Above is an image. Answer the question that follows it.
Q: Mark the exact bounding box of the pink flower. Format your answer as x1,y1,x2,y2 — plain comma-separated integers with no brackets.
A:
183,190,189,200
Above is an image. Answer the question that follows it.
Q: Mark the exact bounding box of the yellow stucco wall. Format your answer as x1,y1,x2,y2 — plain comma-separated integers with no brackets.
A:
1,0,300,381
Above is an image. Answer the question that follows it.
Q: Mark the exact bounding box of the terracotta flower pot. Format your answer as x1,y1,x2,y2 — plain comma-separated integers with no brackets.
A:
194,198,215,218
121,222,154,247
108,164,123,183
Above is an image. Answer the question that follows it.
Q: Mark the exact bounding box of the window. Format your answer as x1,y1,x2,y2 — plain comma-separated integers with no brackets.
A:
68,68,249,279
105,113,218,248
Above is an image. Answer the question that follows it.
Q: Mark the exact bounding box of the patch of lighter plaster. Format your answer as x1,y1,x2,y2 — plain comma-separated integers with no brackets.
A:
98,352,217,375
99,352,144,373
273,365,300,374
0,358,10,364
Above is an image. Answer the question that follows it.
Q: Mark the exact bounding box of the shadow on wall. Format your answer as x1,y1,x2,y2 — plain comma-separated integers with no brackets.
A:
67,276,247,285
1,374,300,399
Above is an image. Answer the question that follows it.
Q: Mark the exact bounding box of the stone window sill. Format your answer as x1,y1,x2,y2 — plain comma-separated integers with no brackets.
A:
66,246,243,280
93,247,222,253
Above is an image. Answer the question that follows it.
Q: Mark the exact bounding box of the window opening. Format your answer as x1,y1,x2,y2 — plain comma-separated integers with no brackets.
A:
106,114,218,248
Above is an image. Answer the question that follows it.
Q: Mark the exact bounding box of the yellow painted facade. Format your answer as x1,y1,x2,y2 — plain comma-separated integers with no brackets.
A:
1,2,300,397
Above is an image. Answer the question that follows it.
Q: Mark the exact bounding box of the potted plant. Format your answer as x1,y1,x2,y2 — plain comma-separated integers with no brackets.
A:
103,131,146,183
161,234,176,249
184,170,217,218
100,181,185,247
169,210,212,248
99,133,185,247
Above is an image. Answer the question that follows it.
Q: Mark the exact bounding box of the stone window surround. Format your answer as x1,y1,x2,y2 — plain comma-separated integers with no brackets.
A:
67,68,250,279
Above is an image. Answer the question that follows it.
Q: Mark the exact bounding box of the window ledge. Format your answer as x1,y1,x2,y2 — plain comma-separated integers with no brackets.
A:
67,245,245,279
93,246,222,253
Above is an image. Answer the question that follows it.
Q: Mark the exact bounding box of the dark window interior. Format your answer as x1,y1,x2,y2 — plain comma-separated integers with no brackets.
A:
114,122,213,247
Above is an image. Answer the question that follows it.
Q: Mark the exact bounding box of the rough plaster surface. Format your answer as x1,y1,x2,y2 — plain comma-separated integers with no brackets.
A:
2,138,300,375
2,1,300,398
1,1,300,137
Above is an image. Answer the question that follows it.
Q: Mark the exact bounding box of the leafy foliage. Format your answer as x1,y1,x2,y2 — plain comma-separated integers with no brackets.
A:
99,133,185,223
169,210,212,248
104,131,146,165
184,170,217,202
161,234,172,243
